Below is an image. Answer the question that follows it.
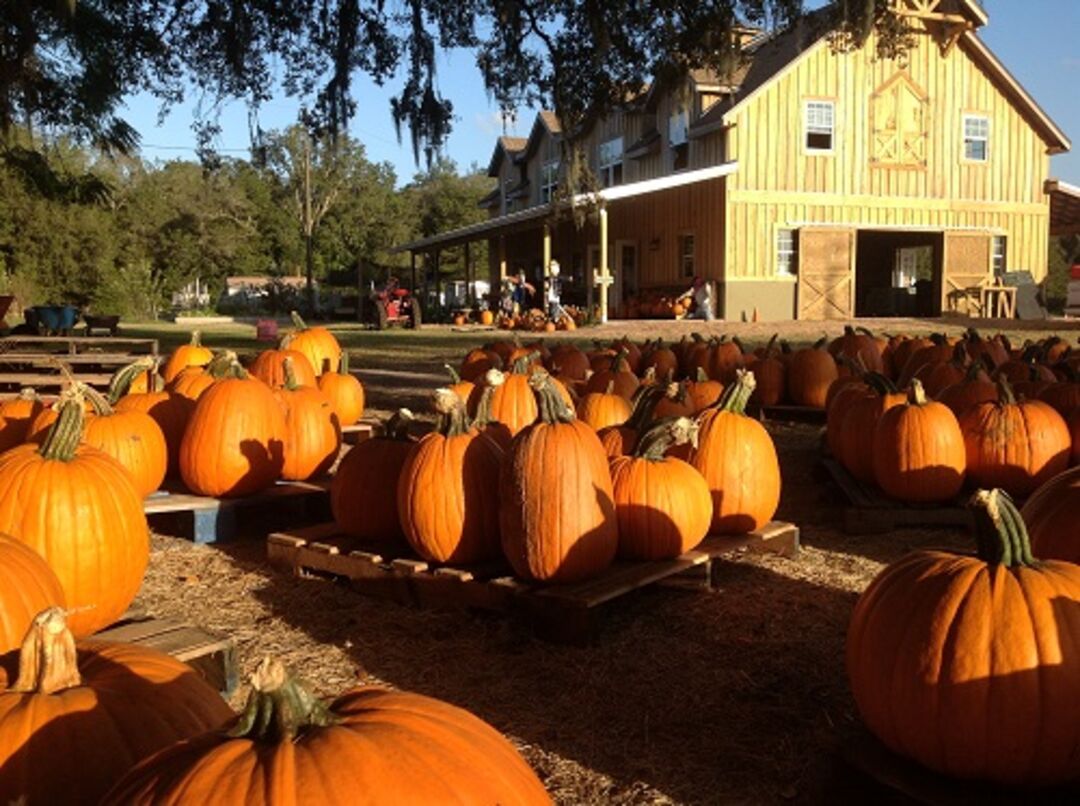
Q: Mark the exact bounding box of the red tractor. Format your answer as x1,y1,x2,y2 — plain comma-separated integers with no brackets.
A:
369,285,422,330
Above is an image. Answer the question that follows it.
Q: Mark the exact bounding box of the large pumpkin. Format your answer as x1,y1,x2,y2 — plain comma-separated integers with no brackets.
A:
500,372,618,582
397,390,502,564
959,378,1070,498
847,490,1080,786
162,330,214,383
576,381,633,431
690,370,781,534
610,418,712,560
318,351,365,426
273,358,341,481
285,310,341,377
111,359,194,476
872,379,966,503
0,536,64,656
248,346,317,389
1020,465,1080,563
82,386,168,497
787,338,838,409
0,398,148,636
179,359,286,497
331,410,415,542
0,388,43,452
103,657,551,806
0,609,232,806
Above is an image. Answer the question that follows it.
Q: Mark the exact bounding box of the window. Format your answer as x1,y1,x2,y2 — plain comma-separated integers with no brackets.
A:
893,248,919,289
540,158,559,203
679,233,695,278
963,115,989,162
777,229,797,276
870,74,928,167
805,100,835,153
992,235,1007,275
669,106,690,171
598,137,623,187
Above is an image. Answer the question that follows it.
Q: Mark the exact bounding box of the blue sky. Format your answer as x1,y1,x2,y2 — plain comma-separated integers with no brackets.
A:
122,1,1080,185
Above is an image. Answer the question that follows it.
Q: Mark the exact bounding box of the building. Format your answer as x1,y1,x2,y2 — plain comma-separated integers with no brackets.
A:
396,1,1072,321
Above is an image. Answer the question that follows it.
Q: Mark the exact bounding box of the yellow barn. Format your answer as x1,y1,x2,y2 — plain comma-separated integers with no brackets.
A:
396,0,1071,322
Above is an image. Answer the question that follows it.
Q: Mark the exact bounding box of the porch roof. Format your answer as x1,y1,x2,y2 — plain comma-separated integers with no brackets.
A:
393,161,739,254
1047,179,1080,236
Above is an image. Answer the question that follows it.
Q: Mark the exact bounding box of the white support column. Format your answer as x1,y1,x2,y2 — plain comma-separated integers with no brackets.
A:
542,223,551,311
598,207,610,323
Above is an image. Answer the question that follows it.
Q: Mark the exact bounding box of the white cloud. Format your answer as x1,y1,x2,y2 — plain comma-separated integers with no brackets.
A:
474,109,522,136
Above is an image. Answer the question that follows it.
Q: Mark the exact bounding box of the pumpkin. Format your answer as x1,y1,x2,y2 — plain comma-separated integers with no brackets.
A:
479,309,495,325
936,360,998,417
652,380,697,421
162,330,214,383
921,343,970,398
959,378,1070,498
0,397,148,636
872,379,966,503
829,325,883,374
167,351,237,403
690,370,781,534
547,343,590,381
273,358,341,481
25,393,95,443
787,337,838,409
576,381,633,431
1022,462,1080,562
482,356,539,437
0,536,64,656
1037,371,1080,418
584,350,639,399
684,367,724,413
111,359,194,476
0,388,43,452
331,410,414,542
249,347,318,389
284,310,341,377
707,337,744,384
443,363,481,415
749,335,785,407
0,609,232,806
597,384,667,458
179,358,287,497
460,347,501,382
610,418,712,560
831,374,906,484
847,490,1080,786
898,333,955,386
82,386,168,497
317,353,365,428
397,390,502,564
499,372,618,582
640,340,678,380
103,656,551,806
609,336,642,374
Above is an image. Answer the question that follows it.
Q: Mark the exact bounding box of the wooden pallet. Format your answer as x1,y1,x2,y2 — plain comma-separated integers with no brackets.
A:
267,521,799,644
836,729,1080,805
145,480,332,544
341,421,377,445
95,615,237,695
821,457,973,534
0,335,158,355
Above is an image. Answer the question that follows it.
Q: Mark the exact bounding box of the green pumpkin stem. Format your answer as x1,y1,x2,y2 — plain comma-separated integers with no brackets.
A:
996,375,1018,406
474,369,505,430
433,388,470,436
710,369,756,415
383,408,414,440
444,363,463,384
82,384,115,416
282,357,300,391
511,351,539,375
864,372,899,396
39,395,86,462
635,416,698,460
968,489,1037,568
107,357,158,405
11,608,82,695
229,657,340,743
530,371,575,423
339,352,351,375
625,384,667,432
290,310,309,332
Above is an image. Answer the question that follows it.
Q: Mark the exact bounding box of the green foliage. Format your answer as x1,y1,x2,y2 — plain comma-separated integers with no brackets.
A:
1046,236,1080,314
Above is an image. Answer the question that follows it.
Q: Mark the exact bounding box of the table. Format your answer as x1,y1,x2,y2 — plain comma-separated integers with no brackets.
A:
980,285,1016,319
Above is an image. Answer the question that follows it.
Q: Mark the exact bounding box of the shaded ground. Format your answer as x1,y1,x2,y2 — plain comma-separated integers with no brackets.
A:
131,318,1035,804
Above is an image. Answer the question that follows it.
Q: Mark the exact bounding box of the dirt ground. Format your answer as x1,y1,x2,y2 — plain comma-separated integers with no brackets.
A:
129,316,1069,804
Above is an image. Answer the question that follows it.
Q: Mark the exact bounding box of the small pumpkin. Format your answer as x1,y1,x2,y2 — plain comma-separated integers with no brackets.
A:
482,355,540,437
576,380,633,431
248,346,318,389
317,352,365,427
787,337,838,409
284,310,341,378
162,330,214,383
584,349,640,399
0,388,43,452
830,374,906,484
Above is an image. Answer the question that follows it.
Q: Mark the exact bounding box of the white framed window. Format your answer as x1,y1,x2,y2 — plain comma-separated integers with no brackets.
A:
540,158,559,204
669,106,690,171
805,100,835,153
963,115,989,162
992,235,1007,275
598,137,623,187
679,233,695,278
893,248,919,289
777,229,797,276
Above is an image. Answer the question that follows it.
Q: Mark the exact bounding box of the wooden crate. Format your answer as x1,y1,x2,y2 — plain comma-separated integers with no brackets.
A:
0,335,159,394
267,521,799,644
95,615,237,695
145,480,332,544
821,457,974,534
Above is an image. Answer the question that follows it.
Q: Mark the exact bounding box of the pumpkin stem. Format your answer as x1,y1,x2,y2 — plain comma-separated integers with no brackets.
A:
205,351,242,379
189,330,203,347
996,375,1018,406
641,366,656,385
510,351,538,374
107,357,158,404
529,371,575,423
635,417,698,460
339,352,351,375
908,378,930,406
763,334,779,358
969,489,1037,568
290,311,309,332
812,336,828,350
695,366,709,383
709,369,756,415
611,348,629,374
282,357,300,391
229,657,340,743
863,372,899,396
603,380,615,396
82,384,115,416
383,408,414,440
626,384,667,431
11,608,82,695
39,393,86,462
433,388,471,436
444,363,462,384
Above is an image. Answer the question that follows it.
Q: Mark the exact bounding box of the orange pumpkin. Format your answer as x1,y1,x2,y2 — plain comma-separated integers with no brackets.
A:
0,535,65,655
0,388,43,452
460,346,501,382
829,325,883,374
640,340,678,380
479,309,495,325
25,394,95,443
690,370,781,534
0,398,148,636
830,374,906,484
112,360,194,476
83,386,168,497
249,347,318,389
610,418,712,560
284,310,341,377
167,351,237,403
936,360,998,417
547,343,590,381
597,384,667,458
749,336,785,407
1,609,232,806
162,330,214,383
103,657,551,806
707,337,744,384
787,338,838,409
576,381,633,431
482,357,539,437
683,367,724,413
331,410,415,542
1022,465,1080,563
317,352,365,427
179,359,286,497
273,358,341,481
397,390,502,564
499,372,617,582
584,350,639,399
848,490,1080,786
872,379,966,503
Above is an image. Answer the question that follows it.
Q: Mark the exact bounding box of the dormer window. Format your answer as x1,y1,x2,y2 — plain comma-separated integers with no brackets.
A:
669,106,690,171
598,137,623,187
804,100,835,153
541,158,559,204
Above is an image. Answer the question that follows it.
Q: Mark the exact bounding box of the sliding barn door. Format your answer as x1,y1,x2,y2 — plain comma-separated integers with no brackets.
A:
797,227,855,320
941,231,991,315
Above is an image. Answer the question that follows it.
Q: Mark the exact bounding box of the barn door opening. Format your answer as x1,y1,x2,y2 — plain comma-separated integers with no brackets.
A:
854,230,941,317
796,227,855,320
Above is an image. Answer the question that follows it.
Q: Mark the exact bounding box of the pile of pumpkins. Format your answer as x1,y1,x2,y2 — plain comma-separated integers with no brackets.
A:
824,327,1080,503
621,292,687,319
494,307,581,332
330,334,782,584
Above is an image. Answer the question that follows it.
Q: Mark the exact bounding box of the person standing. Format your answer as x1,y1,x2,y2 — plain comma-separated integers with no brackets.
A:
546,259,566,322
678,276,716,321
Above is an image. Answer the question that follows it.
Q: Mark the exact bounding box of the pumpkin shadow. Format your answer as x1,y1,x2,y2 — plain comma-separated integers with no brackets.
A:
218,438,286,498
0,653,230,806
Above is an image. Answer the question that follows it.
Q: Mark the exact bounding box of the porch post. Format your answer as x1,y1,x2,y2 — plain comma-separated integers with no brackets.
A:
464,241,473,307
410,251,417,294
498,235,507,281
599,207,610,323
433,249,441,310
542,223,552,311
